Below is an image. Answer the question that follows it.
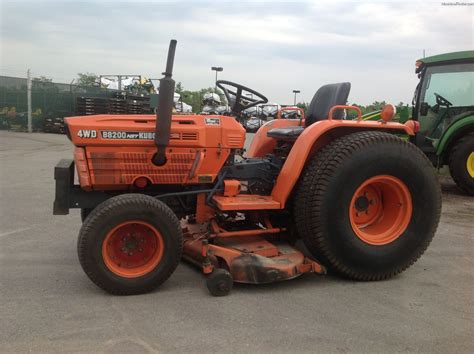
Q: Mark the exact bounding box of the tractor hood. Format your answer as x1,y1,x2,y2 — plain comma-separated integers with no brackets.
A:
65,114,245,149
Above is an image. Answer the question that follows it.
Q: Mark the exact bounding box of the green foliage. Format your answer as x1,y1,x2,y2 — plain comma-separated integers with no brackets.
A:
296,102,308,110
175,82,184,94
32,76,57,92
339,101,409,120
77,72,98,87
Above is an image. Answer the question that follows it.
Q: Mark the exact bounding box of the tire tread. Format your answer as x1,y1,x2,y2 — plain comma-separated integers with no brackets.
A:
77,194,182,295
294,131,441,281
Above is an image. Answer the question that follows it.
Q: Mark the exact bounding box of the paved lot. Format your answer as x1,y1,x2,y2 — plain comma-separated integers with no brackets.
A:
1,131,473,353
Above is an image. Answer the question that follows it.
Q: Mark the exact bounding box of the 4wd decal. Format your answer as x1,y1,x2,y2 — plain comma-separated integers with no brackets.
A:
77,129,97,138
205,118,220,125
101,131,155,140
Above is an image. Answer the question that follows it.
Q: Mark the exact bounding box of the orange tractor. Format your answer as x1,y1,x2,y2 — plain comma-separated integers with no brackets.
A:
54,40,441,296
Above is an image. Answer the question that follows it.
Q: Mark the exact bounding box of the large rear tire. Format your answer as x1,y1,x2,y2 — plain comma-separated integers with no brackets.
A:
80,208,93,222
448,132,474,196
78,194,182,295
294,131,441,280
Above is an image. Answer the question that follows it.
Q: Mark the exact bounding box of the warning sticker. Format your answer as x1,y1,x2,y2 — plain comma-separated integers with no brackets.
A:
205,118,220,125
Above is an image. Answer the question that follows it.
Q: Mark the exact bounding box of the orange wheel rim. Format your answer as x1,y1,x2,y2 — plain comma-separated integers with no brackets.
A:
102,221,164,278
349,175,412,246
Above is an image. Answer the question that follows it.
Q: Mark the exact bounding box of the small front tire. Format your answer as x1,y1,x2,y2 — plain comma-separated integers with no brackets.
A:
77,194,183,295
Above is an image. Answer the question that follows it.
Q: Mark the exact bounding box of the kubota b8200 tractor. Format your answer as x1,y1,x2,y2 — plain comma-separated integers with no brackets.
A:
54,40,441,296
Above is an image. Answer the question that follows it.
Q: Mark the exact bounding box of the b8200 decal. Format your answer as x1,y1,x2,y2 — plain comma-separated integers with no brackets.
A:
76,130,155,140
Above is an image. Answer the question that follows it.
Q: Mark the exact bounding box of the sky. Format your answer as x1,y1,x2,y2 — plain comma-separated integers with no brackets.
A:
0,0,472,105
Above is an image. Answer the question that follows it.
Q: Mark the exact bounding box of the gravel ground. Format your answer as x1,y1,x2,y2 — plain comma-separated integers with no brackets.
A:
0,131,473,353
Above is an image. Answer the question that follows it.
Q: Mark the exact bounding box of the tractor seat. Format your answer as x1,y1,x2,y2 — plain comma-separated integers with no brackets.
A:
267,82,351,141
266,126,304,140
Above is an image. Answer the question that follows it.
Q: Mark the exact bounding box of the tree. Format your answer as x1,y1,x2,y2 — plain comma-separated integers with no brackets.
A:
77,72,98,87
296,102,308,110
175,82,184,94
32,75,56,91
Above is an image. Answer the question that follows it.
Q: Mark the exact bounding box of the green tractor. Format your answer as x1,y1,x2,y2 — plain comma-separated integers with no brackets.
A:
412,51,473,195
359,51,474,195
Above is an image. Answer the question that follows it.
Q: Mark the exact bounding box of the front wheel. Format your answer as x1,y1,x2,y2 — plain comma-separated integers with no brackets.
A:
294,131,441,280
77,194,183,295
448,132,474,196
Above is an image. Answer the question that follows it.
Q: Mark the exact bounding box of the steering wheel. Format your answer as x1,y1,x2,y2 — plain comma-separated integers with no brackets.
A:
434,93,453,107
216,80,268,115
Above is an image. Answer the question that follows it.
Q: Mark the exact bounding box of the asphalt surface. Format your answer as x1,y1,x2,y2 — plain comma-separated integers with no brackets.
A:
0,131,473,353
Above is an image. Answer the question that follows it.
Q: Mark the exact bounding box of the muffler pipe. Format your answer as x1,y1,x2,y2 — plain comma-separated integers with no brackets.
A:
152,39,177,166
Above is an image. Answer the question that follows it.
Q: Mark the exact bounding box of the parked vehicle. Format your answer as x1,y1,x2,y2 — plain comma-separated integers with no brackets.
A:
355,51,473,195
53,40,441,296
412,51,474,195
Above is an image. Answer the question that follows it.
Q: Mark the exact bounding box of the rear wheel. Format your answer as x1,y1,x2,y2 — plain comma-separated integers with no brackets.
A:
448,132,474,195
78,194,182,295
294,131,441,280
81,208,93,222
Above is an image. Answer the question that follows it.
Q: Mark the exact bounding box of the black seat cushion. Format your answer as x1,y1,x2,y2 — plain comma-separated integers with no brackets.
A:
266,126,304,140
266,82,351,141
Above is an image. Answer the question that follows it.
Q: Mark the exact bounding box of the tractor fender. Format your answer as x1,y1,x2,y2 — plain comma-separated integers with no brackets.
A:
270,119,414,207
435,114,474,162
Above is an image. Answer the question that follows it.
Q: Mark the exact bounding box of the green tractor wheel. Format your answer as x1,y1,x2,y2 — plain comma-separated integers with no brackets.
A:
448,132,474,196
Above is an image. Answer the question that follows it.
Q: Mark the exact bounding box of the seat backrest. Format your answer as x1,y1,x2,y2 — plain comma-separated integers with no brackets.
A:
305,82,351,127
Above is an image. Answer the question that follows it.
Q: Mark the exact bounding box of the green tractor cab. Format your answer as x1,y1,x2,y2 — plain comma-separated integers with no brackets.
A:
355,51,474,194
412,51,474,195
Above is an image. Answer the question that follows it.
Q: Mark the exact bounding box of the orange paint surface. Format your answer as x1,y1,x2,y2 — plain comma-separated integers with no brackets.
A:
271,119,414,206
66,114,245,190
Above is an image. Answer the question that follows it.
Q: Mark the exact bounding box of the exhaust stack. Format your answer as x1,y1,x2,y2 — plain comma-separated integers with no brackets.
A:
152,39,177,166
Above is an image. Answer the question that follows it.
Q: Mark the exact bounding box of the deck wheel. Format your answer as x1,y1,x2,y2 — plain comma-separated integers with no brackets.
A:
206,268,233,297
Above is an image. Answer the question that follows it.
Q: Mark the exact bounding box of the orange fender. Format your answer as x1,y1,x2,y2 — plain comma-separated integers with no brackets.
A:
270,119,415,207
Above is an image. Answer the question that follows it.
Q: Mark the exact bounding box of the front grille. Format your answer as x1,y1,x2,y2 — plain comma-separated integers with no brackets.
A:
88,152,196,185
227,134,243,147
169,132,198,141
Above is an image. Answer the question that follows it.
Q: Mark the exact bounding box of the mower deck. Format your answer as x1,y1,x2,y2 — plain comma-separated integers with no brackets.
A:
181,219,326,291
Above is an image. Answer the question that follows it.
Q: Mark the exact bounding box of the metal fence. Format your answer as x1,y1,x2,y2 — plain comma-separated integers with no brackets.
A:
0,75,117,131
